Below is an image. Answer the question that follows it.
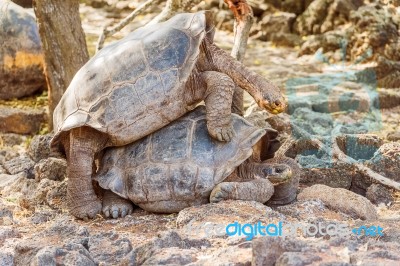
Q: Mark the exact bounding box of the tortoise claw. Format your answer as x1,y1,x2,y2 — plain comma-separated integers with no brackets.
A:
209,125,235,142
102,190,134,219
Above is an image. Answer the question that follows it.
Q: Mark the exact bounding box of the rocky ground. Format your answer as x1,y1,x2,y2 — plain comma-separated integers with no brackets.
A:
1,1,400,265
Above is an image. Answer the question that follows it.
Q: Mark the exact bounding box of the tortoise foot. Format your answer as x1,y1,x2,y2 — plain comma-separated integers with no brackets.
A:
208,124,235,142
102,190,133,219
69,197,102,220
210,182,235,203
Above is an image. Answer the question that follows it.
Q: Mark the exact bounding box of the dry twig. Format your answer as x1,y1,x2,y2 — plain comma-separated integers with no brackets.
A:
96,0,164,51
224,0,254,115
149,0,202,25
96,0,203,51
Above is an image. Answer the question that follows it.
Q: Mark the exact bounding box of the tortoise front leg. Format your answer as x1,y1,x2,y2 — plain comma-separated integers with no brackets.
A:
63,127,107,219
210,178,274,204
202,71,235,142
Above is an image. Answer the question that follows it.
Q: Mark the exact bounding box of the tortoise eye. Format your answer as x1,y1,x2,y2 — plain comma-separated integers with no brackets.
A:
276,167,284,173
262,168,273,176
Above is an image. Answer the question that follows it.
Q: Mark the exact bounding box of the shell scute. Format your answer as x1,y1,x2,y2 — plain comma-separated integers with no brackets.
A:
170,164,198,199
134,72,163,105
142,164,171,201
143,28,190,72
159,69,179,94
150,119,192,163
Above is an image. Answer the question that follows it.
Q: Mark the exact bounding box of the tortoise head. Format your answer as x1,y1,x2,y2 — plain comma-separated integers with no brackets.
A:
254,80,287,114
260,163,292,185
198,11,287,114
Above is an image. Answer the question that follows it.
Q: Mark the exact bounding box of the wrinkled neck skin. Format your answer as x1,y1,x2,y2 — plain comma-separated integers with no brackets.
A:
236,159,264,180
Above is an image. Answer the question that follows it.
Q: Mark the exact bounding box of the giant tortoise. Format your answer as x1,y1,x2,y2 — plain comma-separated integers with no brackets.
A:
51,11,286,219
95,106,300,218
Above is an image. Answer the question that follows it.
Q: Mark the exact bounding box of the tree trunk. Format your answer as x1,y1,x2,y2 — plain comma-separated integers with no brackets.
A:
33,0,89,129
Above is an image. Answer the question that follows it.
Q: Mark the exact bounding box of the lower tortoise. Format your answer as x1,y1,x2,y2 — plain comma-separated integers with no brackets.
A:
95,106,300,218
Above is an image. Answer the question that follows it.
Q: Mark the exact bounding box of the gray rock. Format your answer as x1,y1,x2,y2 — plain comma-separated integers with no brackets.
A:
28,134,54,162
88,231,132,265
365,184,394,206
367,142,400,182
387,131,400,141
252,237,289,266
0,1,45,100
0,148,19,164
0,250,14,266
177,200,285,229
0,165,6,175
34,158,66,182
350,241,400,265
0,107,46,135
33,244,96,266
276,252,323,266
0,133,26,147
298,184,378,220
0,203,13,220
336,134,383,162
30,210,56,225
299,162,354,189
2,155,35,178
33,179,61,206
299,31,346,56
294,0,363,35
0,174,20,190
0,227,20,244
378,88,400,109
196,244,252,266
140,247,198,266
3,157,33,177
45,180,67,210
130,231,211,265
253,237,400,265
271,33,304,47
265,0,313,15
254,12,296,42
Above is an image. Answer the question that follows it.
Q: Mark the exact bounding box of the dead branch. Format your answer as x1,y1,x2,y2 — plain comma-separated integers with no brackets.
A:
225,0,254,116
277,124,400,191
149,0,202,25
96,0,164,51
96,0,204,51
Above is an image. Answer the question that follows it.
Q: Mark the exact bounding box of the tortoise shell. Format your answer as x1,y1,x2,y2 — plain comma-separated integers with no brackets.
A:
95,106,266,212
51,12,213,151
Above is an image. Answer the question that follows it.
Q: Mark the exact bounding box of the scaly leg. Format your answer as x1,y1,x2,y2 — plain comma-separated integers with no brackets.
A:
202,71,235,142
63,127,107,220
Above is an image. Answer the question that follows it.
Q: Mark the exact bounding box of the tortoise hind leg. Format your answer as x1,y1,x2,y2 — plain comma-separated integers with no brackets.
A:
210,178,274,204
102,190,133,219
63,127,108,219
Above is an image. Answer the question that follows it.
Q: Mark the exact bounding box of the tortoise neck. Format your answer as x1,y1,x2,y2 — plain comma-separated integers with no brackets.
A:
237,159,262,180
201,39,264,104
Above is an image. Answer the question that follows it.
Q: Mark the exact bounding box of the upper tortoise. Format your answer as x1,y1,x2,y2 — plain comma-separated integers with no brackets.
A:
51,11,287,219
